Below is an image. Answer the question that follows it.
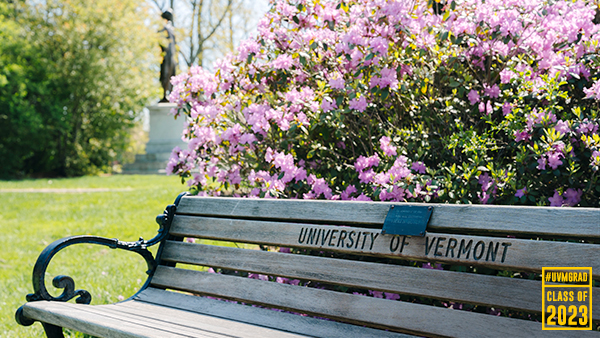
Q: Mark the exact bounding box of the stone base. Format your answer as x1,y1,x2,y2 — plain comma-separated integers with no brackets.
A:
121,153,172,175
121,103,186,175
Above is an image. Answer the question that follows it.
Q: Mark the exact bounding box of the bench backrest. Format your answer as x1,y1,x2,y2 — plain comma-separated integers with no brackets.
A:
149,196,600,337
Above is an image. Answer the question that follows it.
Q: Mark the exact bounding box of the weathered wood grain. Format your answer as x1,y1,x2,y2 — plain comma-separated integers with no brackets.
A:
133,288,412,338
23,300,314,338
170,216,600,278
151,266,598,338
23,301,200,338
78,301,311,338
160,241,600,320
176,196,600,238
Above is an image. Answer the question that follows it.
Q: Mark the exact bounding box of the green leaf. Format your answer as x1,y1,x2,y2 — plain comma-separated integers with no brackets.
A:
449,79,460,87
327,20,335,31
440,31,449,42
381,88,389,100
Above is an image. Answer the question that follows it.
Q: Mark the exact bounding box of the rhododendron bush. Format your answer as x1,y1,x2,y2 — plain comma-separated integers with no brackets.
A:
167,0,600,207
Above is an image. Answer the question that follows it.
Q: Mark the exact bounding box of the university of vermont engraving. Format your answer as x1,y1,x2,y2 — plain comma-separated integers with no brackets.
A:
297,226,512,264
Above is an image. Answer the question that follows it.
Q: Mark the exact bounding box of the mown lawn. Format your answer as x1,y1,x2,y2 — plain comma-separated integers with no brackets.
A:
0,175,187,337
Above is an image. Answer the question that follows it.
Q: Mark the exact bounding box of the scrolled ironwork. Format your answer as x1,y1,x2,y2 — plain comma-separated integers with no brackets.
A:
15,192,187,328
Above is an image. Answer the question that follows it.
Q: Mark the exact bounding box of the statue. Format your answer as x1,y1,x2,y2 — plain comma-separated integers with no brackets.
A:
159,9,177,103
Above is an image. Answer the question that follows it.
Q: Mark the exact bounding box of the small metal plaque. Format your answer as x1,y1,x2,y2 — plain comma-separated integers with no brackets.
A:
381,205,432,236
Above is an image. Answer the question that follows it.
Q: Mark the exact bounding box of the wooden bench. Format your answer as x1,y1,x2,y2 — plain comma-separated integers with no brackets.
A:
16,193,600,337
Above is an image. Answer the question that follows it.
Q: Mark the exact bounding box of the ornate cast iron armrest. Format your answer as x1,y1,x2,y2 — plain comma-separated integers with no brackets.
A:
15,197,182,327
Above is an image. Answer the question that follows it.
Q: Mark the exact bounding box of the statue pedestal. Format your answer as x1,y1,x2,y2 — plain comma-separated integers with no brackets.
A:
122,103,186,174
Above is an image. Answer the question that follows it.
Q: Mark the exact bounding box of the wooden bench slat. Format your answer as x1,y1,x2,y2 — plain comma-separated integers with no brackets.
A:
170,216,600,278
151,266,594,338
160,241,600,319
55,304,237,338
133,288,412,338
23,301,201,338
81,301,309,338
23,300,314,338
177,196,600,238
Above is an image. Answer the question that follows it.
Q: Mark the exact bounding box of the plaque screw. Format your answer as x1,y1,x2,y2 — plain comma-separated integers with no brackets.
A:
420,231,424,236
428,206,433,210
391,205,395,209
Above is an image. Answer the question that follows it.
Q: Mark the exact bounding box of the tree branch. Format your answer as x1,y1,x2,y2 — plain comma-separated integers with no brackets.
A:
151,0,166,11
202,0,233,43
191,0,233,64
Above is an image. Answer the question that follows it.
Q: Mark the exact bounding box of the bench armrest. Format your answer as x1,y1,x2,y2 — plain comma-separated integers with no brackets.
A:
16,193,186,327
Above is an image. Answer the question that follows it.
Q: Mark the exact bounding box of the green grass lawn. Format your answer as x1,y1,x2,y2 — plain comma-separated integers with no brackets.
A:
0,175,187,337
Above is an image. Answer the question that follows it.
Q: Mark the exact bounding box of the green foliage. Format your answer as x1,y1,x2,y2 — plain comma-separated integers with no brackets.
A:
0,0,160,178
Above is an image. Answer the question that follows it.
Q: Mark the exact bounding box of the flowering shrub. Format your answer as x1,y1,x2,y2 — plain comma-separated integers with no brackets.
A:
167,0,600,207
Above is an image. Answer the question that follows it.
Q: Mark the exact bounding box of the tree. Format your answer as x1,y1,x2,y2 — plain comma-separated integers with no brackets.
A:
0,0,160,177
150,0,264,68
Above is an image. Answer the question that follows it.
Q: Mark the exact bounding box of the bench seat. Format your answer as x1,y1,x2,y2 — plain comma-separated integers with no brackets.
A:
22,288,410,338
16,194,600,337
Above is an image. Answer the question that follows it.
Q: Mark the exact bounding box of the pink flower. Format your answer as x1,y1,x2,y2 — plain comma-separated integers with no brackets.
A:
478,191,491,204
422,263,443,270
515,188,527,198
352,193,372,201
275,276,289,284
308,175,333,199
355,154,380,172
358,169,375,184
369,290,384,299
468,90,480,105
499,69,515,84
548,191,564,207
584,80,600,99
377,67,398,88
349,96,368,112
340,185,357,200
554,120,570,134
502,102,512,116
563,188,582,206
374,172,390,185
514,131,531,142
329,77,345,90
384,293,400,301
379,136,397,156
485,101,493,115
536,157,547,170
272,54,294,70
591,150,600,167
484,84,500,98
370,37,388,55
478,173,493,192
547,152,563,170
411,161,427,174
321,99,337,112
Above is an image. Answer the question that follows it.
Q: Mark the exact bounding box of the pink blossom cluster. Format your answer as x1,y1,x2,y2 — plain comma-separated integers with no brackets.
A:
166,0,600,207
477,173,497,204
